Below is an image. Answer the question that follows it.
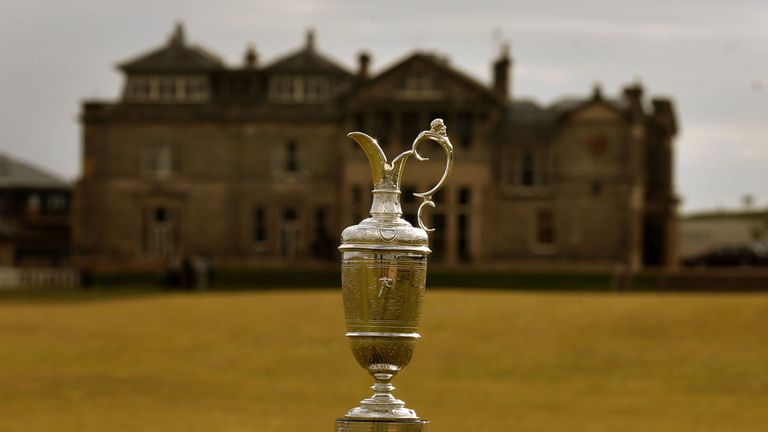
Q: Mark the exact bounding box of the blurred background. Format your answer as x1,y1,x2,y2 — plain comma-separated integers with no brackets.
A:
0,1,767,431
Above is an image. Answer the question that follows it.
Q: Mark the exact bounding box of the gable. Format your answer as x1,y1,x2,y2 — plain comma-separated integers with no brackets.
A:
568,102,625,123
347,54,501,106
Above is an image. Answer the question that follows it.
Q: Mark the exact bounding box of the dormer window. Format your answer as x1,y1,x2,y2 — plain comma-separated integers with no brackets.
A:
270,75,330,103
124,75,210,102
399,74,441,99
404,75,433,92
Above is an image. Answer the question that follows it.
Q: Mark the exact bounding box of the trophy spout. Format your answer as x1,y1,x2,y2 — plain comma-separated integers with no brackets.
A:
347,132,387,190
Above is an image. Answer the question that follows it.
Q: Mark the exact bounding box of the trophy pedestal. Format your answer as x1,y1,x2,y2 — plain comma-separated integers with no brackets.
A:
336,418,429,432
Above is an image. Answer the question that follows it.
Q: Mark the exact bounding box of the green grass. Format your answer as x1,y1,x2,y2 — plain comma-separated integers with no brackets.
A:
0,289,767,431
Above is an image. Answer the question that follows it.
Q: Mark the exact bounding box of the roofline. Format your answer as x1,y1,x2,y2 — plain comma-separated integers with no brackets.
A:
344,51,506,107
262,46,353,76
0,152,71,188
117,43,226,73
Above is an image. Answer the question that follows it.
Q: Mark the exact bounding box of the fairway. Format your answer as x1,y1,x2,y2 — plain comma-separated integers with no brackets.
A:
1,289,767,432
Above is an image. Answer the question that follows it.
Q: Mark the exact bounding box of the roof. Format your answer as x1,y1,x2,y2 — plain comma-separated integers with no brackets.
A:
0,153,69,189
508,99,555,123
548,86,628,115
118,23,225,73
684,209,768,221
347,51,504,106
507,87,629,125
264,30,352,76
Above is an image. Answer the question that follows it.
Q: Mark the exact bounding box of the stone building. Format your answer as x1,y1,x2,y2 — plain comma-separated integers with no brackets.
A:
0,153,71,266
74,24,678,271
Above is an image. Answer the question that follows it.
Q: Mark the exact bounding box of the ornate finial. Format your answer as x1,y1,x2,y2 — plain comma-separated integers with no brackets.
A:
170,22,186,46
500,41,511,59
592,82,603,100
306,28,315,51
430,118,447,137
244,44,258,69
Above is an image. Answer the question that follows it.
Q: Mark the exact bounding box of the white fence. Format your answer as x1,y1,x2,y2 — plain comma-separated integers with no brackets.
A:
0,267,80,289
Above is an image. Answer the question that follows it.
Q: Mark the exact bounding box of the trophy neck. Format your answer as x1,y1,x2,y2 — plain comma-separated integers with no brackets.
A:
369,186,403,222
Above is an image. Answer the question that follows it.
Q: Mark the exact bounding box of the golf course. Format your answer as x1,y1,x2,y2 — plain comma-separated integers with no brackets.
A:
1,288,766,431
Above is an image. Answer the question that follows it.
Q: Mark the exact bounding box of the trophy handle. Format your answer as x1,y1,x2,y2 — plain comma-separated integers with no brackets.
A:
391,119,454,232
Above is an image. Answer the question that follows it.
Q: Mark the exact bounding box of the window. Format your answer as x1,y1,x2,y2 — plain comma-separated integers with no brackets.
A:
129,77,151,99
274,76,294,100
274,140,307,178
521,150,535,186
185,77,209,101
26,193,41,216
458,213,469,260
125,75,208,102
305,77,329,101
591,180,603,196
456,112,474,148
158,77,176,100
503,147,550,189
311,207,332,259
155,207,167,222
400,74,442,99
253,207,267,245
47,194,68,213
403,75,434,94
286,140,299,173
149,143,176,180
314,208,326,230
458,187,471,205
352,185,363,204
458,187,472,261
406,75,430,91
282,207,299,259
271,75,329,102
536,209,556,246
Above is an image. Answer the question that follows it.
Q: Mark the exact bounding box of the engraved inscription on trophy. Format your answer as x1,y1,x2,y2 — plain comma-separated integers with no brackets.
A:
377,276,393,298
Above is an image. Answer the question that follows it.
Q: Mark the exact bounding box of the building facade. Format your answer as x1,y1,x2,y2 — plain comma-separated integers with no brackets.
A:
75,24,678,271
680,209,768,260
0,153,71,266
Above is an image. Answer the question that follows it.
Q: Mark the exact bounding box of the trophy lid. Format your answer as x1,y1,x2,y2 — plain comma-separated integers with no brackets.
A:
339,119,453,254
339,218,430,253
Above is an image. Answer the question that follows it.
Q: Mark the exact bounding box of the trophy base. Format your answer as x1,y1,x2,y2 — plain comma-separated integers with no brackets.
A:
336,418,429,432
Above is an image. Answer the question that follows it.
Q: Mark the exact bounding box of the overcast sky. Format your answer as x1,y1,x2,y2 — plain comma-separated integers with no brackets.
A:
1,0,766,212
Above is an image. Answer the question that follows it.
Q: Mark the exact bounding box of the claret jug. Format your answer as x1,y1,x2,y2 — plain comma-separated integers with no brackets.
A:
337,119,453,429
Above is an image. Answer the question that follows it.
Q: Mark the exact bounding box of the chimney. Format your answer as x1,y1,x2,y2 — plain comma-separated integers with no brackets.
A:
591,82,603,101
358,52,371,79
652,98,678,135
492,42,511,100
623,82,644,101
623,81,644,121
244,45,258,69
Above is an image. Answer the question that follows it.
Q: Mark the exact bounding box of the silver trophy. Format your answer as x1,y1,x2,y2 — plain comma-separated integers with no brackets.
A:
337,119,453,432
